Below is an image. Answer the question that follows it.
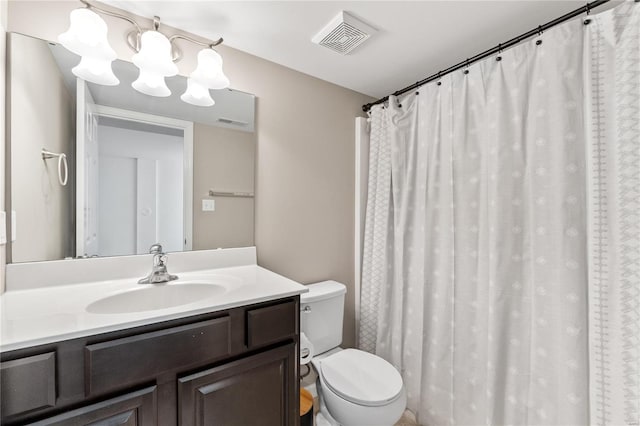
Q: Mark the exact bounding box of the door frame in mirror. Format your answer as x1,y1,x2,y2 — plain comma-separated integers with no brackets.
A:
79,103,194,256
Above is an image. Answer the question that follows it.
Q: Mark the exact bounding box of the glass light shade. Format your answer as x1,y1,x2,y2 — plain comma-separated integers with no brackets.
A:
132,70,171,97
181,78,215,107
58,8,116,60
132,30,178,77
72,56,119,86
189,48,230,90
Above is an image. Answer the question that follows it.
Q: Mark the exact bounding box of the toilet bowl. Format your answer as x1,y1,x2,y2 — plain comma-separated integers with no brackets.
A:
312,348,406,426
301,281,406,426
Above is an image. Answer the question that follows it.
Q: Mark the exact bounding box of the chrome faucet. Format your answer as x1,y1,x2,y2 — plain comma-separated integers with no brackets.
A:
138,244,178,284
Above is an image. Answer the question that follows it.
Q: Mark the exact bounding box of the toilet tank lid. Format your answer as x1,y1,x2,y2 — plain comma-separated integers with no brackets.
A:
300,280,346,303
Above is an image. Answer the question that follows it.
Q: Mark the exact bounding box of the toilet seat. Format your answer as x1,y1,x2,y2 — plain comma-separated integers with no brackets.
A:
319,349,403,407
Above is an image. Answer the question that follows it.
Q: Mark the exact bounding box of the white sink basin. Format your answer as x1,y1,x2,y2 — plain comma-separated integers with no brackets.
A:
86,282,227,314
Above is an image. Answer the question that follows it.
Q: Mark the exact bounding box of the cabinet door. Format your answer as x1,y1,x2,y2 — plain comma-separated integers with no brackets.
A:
178,343,296,426
29,386,157,426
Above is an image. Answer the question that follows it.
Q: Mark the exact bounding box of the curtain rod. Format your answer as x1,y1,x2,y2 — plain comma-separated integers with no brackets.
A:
362,0,612,112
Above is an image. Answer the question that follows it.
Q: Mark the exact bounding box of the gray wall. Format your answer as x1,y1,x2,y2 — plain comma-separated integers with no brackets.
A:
4,0,374,347
193,123,255,250
0,1,7,292
9,33,74,263
249,59,371,348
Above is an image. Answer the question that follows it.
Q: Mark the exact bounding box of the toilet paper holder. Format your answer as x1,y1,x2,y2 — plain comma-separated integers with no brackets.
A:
300,332,313,379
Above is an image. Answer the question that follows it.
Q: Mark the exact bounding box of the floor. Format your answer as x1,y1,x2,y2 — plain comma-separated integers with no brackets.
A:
395,411,419,426
315,409,418,426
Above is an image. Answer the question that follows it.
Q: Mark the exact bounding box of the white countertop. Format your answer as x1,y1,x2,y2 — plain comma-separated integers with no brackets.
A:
0,264,308,353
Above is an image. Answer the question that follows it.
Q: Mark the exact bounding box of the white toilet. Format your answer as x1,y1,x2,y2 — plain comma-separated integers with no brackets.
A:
301,281,406,426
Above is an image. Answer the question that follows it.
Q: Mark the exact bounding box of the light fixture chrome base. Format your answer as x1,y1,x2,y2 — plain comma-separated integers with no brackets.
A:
126,31,223,63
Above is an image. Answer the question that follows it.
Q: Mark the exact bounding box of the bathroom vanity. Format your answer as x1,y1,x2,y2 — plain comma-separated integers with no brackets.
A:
0,248,306,426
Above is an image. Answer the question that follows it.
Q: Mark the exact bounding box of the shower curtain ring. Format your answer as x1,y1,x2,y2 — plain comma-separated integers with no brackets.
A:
583,4,593,24
536,26,544,45
497,43,503,61
437,71,442,86
464,59,470,74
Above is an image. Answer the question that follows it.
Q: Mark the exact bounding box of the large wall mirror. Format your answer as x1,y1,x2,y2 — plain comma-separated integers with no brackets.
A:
6,32,256,263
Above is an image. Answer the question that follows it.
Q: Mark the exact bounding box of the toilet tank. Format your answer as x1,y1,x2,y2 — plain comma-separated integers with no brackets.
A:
300,281,346,355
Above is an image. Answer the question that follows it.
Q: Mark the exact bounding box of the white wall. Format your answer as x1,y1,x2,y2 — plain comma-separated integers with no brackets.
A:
97,124,183,255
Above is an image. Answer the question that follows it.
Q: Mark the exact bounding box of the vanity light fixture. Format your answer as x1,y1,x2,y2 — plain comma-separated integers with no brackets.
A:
131,28,178,97
58,0,229,105
180,48,230,106
57,8,119,86
189,49,230,90
181,78,215,107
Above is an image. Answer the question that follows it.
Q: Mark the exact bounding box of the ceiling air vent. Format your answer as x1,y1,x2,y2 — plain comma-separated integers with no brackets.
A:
312,11,376,55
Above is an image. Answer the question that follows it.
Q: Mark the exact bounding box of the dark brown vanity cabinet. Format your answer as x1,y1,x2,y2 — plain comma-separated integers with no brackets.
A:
28,386,158,426
0,297,300,426
179,343,295,426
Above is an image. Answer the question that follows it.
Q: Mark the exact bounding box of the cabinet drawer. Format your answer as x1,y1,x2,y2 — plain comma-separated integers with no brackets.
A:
86,317,231,396
1,352,56,418
247,301,296,348
29,386,157,426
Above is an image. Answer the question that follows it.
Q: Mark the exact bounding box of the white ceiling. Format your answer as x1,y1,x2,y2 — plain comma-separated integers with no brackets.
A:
104,1,614,99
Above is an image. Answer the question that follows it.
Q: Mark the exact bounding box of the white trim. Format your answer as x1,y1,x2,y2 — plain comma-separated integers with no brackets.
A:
75,79,95,257
92,105,194,251
354,117,369,346
93,105,194,131
182,125,194,251
76,83,86,257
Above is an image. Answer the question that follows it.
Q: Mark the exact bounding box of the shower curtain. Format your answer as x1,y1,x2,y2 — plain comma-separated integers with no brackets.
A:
359,3,639,426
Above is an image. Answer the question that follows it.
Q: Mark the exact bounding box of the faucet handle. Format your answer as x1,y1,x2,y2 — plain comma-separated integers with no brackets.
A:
149,243,163,255
157,253,168,267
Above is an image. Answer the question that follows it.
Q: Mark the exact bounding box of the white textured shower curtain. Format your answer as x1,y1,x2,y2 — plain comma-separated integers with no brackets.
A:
359,3,639,426
585,4,639,426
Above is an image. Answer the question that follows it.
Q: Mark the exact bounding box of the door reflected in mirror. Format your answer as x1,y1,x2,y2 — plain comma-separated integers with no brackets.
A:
7,32,256,263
